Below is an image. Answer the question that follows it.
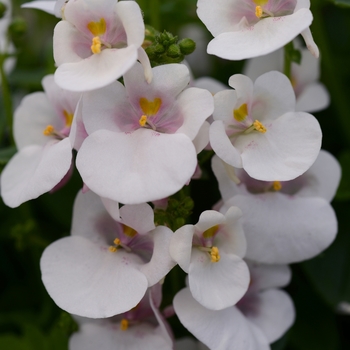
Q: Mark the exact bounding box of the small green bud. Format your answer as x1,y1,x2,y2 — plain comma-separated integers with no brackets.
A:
174,217,186,230
167,44,181,58
8,17,27,39
154,43,165,54
0,2,7,19
179,38,196,55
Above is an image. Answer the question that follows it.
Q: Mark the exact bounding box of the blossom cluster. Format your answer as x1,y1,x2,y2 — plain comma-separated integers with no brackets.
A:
0,0,340,349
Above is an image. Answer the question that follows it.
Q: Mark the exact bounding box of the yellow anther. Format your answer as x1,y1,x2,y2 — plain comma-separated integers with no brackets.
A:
113,238,121,245
91,36,102,54
233,103,248,122
272,181,282,191
203,225,219,239
253,120,267,133
87,18,107,36
210,246,220,263
108,246,118,253
139,97,162,116
139,115,148,127
120,319,129,331
43,125,55,136
255,6,263,18
63,110,74,127
123,225,137,238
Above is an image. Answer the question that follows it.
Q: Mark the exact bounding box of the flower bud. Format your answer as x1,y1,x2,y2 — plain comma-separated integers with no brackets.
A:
179,38,196,55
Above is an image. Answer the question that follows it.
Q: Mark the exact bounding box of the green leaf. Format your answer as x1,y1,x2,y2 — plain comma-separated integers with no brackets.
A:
334,0,350,7
335,150,350,201
0,146,16,165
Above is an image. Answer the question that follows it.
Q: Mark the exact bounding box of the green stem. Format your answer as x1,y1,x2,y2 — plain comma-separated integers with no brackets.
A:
150,0,160,31
0,54,14,145
283,41,293,80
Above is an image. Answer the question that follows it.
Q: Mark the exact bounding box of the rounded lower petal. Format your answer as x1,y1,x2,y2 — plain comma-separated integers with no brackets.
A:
207,9,313,60
210,120,243,168
55,45,138,92
189,249,250,310
227,193,337,264
76,129,197,204
1,139,72,208
70,322,171,350
41,236,148,318
246,289,295,343
235,112,322,181
173,288,270,350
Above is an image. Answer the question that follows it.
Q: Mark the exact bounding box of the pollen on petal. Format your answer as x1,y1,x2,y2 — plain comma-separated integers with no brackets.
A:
253,120,267,133
139,115,148,127
210,246,220,263
272,181,282,191
87,18,107,36
120,319,129,331
253,0,269,6
113,238,121,245
43,125,55,136
123,225,138,238
233,103,248,122
91,36,102,54
109,246,118,253
139,97,162,116
203,225,219,239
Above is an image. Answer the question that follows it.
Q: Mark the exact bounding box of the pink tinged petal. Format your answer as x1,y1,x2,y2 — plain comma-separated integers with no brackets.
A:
53,21,88,66
173,288,270,350
207,9,313,60
175,88,214,140
76,129,197,204
246,289,295,343
213,89,238,123
120,203,155,234
1,139,72,208
55,45,138,92
209,120,243,168
192,121,210,154
82,81,128,135
41,236,148,318
137,47,153,83
14,92,61,150
235,112,322,181
301,27,319,58
69,322,172,350
101,197,121,222
228,193,337,264
69,98,88,151
140,226,176,286
248,262,292,290
297,150,341,202
252,71,296,121
189,249,250,310
116,1,144,48
170,225,195,273
296,83,330,113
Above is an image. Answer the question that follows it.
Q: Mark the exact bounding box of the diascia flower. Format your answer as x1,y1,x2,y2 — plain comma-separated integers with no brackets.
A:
197,0,319,60
76,62,214,204
173,262,295,349
0,75,81,208
40,190,175,318
212,149,339,264
209,71,322,181
53,0,151,91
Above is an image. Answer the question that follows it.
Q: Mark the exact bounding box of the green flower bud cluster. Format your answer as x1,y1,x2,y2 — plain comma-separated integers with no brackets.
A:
144,26,196,67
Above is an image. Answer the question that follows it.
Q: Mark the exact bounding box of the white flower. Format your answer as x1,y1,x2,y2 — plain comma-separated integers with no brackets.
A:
243,44,330,113
170,207,250,310
0,75,81,207
76,62,214,204
212,149,340,264
197,0,319,60
21,0,66,18
53,0,150,91
209,71,322,181
40,190,175,318
173,262,295,350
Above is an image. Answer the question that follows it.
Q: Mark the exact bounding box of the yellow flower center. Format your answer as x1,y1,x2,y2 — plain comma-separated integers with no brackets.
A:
120,319,129,331
233,103,248,122
210,246,220,263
